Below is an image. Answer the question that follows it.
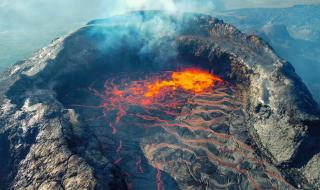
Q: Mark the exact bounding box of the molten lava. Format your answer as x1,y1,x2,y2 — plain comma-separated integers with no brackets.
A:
144,68,222,98
86,68,224,126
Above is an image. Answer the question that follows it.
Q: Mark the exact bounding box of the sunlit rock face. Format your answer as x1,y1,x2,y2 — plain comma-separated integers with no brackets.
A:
0,11,319,190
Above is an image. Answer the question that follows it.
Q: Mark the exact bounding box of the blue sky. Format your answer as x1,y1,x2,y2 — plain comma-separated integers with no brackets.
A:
1,0,319,9
222,0,319,9
1,0,319,29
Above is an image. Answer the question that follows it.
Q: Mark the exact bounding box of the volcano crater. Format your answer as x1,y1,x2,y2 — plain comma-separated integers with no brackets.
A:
1,11,320,190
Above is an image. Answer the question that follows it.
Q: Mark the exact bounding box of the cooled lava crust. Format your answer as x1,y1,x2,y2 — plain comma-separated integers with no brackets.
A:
0,11,320,190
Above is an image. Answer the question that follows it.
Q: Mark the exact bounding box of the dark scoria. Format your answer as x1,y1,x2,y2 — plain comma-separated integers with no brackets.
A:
0,11,319,190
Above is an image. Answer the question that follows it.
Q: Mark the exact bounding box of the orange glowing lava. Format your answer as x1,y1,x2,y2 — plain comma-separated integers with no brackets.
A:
144,68,222,98
85,68,224,126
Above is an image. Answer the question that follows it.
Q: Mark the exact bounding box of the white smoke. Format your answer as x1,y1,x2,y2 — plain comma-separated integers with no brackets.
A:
124,0,177,11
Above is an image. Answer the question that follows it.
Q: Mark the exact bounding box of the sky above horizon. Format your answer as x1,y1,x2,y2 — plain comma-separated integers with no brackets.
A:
223,0,319,9
1,0,319,30
1,0,320,11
